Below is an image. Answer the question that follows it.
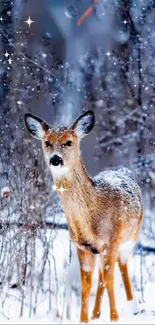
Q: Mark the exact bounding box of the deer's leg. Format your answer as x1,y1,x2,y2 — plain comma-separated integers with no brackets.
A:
104,250,119,322
118,257,139,314
77,248,96,323
118,258,133,301
91,268,105,320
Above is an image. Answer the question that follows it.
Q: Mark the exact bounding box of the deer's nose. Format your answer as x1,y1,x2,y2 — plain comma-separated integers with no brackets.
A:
50,155,63,166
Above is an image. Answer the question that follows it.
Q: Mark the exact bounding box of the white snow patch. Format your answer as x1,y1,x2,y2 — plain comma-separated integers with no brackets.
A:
94,167,134,188
104,264,110,270
119,240,135,264
93,168,141,216
81,262,91,272
128,299,139,315
0,226,155,324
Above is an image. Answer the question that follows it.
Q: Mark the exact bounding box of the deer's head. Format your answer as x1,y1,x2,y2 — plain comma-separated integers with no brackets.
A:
25,110,95,179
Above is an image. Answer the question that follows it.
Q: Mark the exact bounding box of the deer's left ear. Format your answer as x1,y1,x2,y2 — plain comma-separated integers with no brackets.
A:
71,110,95,139
25,113,49,139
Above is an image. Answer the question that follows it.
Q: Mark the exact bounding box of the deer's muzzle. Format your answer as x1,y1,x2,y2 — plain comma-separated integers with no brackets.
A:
49,155,63,166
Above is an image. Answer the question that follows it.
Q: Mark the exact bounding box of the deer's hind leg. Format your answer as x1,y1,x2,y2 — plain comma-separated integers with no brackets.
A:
118,258,133,301
77,248,96,323
118,257,138,314
118,220,142,315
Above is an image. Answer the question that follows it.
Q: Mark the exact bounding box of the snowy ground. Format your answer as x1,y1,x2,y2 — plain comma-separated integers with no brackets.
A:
0,229,155,324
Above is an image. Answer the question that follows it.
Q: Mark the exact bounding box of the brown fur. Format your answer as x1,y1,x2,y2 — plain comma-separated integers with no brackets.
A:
42,129,143,322
25,113,143,323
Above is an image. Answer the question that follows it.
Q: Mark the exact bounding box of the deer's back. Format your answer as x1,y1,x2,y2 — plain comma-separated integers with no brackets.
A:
94,168,142,211
92,168,143,243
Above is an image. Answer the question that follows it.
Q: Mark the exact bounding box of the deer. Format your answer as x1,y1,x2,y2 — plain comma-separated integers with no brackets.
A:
25,110,143,323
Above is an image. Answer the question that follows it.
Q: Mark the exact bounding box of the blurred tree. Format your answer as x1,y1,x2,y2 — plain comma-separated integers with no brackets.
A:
0,0,62,309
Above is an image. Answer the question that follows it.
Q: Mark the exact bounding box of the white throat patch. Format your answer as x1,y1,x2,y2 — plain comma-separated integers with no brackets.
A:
50,165,69,179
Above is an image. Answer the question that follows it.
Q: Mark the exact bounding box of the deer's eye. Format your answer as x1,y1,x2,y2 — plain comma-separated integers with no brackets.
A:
66,140,72,147
45,141,51,147
61,140,72,148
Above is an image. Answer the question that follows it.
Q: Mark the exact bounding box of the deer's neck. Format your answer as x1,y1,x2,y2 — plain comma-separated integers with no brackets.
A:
54,159,94,193
53,158,96,219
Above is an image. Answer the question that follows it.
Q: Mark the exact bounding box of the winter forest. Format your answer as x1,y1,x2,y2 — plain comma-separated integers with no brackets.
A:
0,0,155,323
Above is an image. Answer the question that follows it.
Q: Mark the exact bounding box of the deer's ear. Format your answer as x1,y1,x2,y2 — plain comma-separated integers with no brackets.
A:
71,110,95,139
25,113,49,139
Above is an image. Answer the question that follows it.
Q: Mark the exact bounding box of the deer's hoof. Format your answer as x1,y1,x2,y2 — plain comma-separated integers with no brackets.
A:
110,310,119,322
91,310,101,320
80,314,89,323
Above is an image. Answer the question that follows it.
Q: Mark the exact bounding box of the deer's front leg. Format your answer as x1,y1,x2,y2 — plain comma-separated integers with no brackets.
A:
91,268,105,320
77,248,96,323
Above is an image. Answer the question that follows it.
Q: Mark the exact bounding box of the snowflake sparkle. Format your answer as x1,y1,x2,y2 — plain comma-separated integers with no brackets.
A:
24,16,35,28
8,58,12,65
106,51,111,57
4,51,9,58
52,184,67,192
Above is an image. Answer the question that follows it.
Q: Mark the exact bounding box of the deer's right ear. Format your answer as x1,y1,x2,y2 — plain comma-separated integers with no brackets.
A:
25,113,49,139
